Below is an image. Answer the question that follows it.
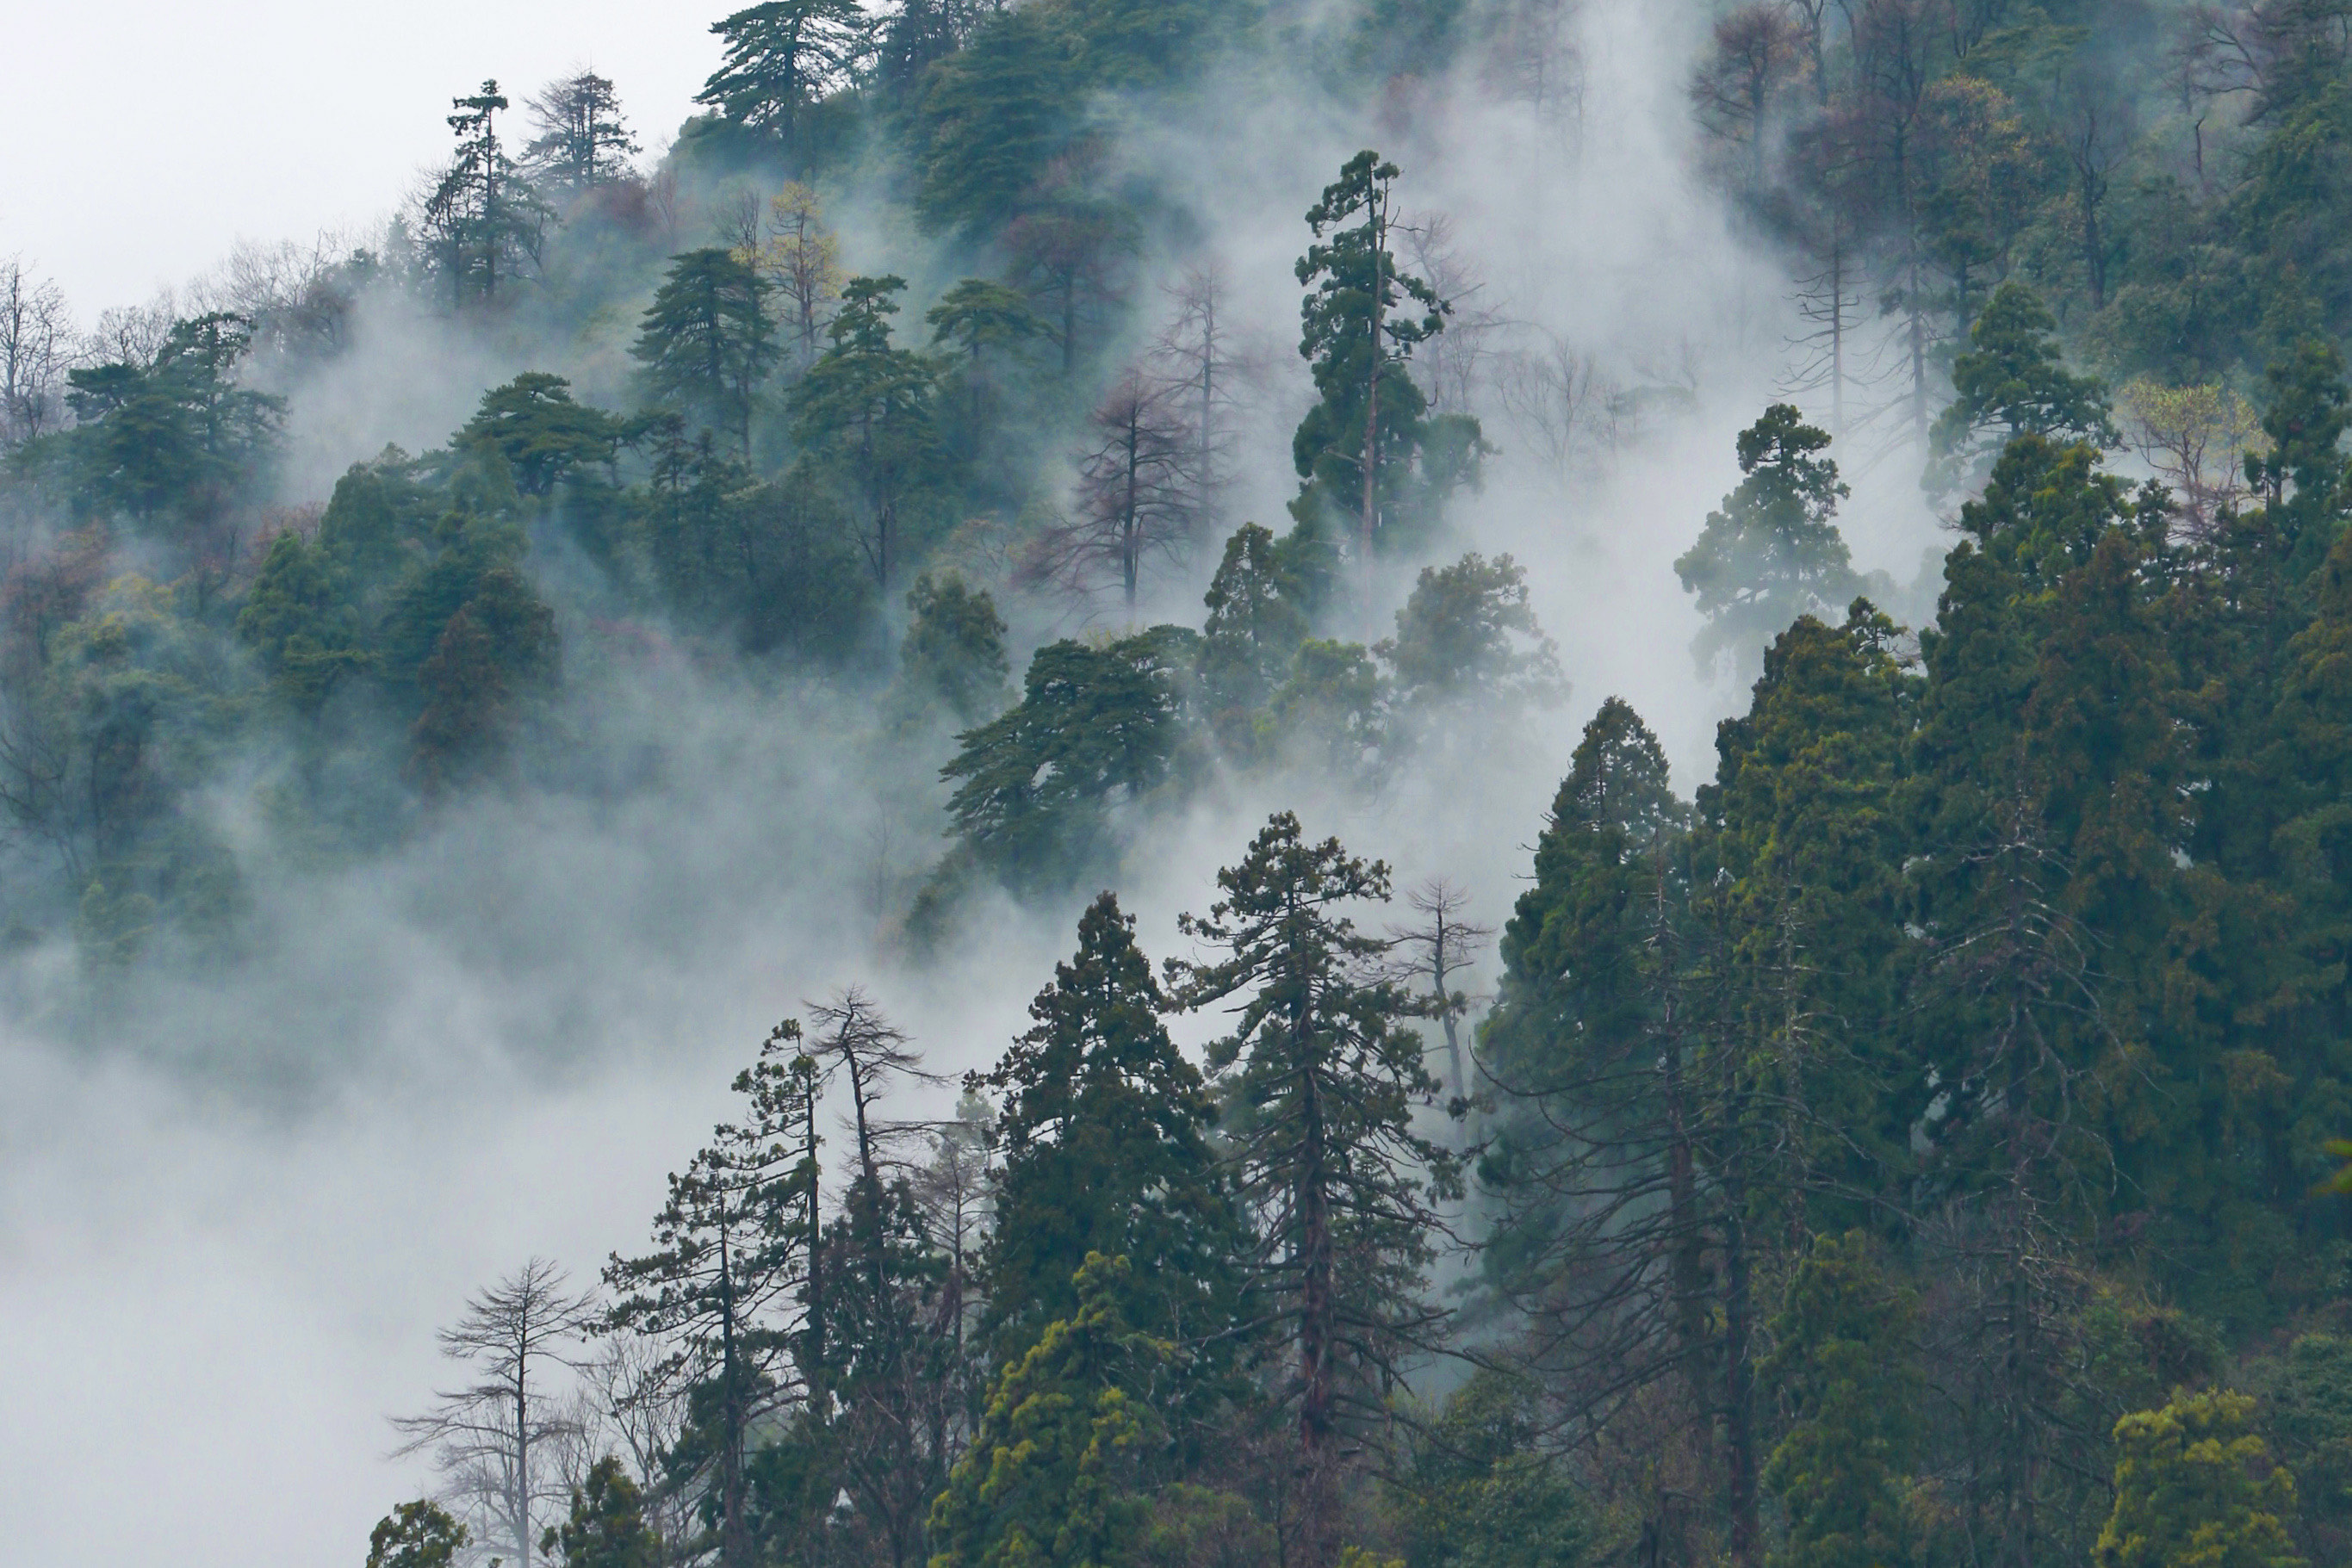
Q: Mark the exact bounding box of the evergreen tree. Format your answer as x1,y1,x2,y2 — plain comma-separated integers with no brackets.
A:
897,572,1010,726
698,0,871,157
1673,404,1859,682
605,1020,822,1568
982,891,1246,1361
1289,152,1479,623
634,250,779,456
367,1500,469,1568
457,373,622,498
940,627,1198,889
1383,552,1566,724
522,71,639,195
1165,812,1463,1568
1927,283,2117,493
2094,1390,2306,1568
1195,523,1312,759
1759,1232,1918,1568
929,1254,1167,1568
791,276,940,586
540,1458,661,1568
419,81,548,310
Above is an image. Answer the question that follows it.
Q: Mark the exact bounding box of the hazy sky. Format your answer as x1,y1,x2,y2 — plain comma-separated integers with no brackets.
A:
0,1,720,313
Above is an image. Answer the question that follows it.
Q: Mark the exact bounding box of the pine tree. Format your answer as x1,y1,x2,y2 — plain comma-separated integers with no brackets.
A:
791,276,940,586
633,250,779,456
1196,523,1311,759
1165,812,1463,1568
1673,404,1860,682
897,572,1009,726
929,1255,1167,1568
983,891,1245,1361
367,1500,469,1568
698,0,871,158
540,1458,662,1568
1927,284,2117,493
522,71,639,196
605,1020,822,1568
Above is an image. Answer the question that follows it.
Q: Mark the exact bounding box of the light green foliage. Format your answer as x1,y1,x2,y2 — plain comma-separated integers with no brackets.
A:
2094,1390,2306,1568
929,1255,1167,1568
1760,1232,1918,1568
541,1458,661,1568
1673,403,1858,681
367,1499,468,1568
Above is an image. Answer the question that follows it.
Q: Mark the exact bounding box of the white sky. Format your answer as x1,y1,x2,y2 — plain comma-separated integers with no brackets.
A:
0,1,723,315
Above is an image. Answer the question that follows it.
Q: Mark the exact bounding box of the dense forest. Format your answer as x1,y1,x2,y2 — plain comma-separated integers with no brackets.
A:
10,0,2352,1564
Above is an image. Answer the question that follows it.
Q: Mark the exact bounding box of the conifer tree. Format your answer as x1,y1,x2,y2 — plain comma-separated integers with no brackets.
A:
605,1020,822,1568
1165,812,1463,1568
522,71,640,195
1673,404,1859,682
633,250,779,457
699,0,871,158
983,891,1245,1360
1927,283,2117,493
791,276,940,586
368,1500,469,1568
1196,523,1312,758
2094,1390,2306,1568
540,1458,662,1568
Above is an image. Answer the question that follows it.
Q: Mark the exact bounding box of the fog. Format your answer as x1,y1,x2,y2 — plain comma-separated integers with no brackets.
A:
0,1,1948,1562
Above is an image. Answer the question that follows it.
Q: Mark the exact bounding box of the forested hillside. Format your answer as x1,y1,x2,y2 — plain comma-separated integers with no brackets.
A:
8,0,2352,1565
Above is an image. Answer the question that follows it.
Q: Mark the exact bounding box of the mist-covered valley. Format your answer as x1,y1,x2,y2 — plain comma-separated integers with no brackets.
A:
8,0,2352,1564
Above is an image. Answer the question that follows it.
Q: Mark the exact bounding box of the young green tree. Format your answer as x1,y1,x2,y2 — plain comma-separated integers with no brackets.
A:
605,1019,822,1568
982,891,1246,1360
540,1457,662,1568
2094,1390,2306,1568
633,249,779,456
1165,812,1464,1568
1673,404,1859,682
1382,552,1566,725
367,1500,469,1568
929,1254,1167,1568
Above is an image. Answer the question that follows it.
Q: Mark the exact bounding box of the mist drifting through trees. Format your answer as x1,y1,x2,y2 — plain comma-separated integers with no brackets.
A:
7,1,2352,1566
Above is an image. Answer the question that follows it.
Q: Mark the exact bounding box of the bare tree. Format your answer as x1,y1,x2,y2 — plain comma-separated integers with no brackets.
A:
574,1335,698,1559
0,260,77,445
390,1258,599,1568
1497,330,1631,475
1386,878,1495,1106
1149,260,1251,532
1027,371,1202,609
1400,214,1506,418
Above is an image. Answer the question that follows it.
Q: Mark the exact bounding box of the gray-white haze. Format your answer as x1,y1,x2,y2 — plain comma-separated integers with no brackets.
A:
0,3,1950,1563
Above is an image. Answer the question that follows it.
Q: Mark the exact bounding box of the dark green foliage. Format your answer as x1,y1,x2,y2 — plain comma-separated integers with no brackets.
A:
1673,404,1859,680
1164,814,1462,1466
64,313,284,528
940,627,1197,890
367,1500,468,1568
698,0,870,154
1289,152,1476,565
1390,1373,1598,1568
1759,1233,1917,1568
1927,284,2117,493
1383,551,1565,719
1196,523,1312,757
633,250,779,455
914,9,1078,235
541,1458,661,1568
458,373,623,497
791,276,941,586
982,892,1245,1360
